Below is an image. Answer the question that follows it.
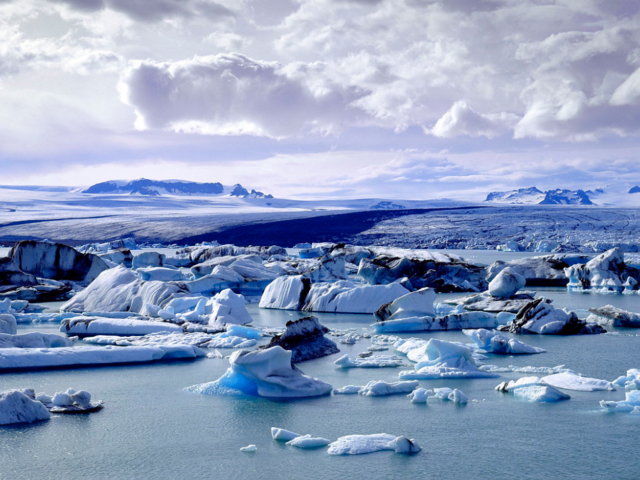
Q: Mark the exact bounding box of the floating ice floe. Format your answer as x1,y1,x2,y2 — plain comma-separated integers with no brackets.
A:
488,268,526,299
239,445,257,452
0,332,73,348
358,380,419,396
372,311,497,334
373,288,436,322
496,377,571,402
334,354,404,369
261,316,339,363
399,339,499,380
600,389,640,412
260,277,410,314
271,427,300,442
480,364,570,375
586,305,640,328
542,371,615,392
286,435,331,449
612,369,640,391
60,317,182,337
333,385,362,395
185,347,332,398
463,329,545,355
37,388,104,413
446,292,537,314
0,344,204,371
407,388,434,403
0,389,51,425
500,298,606,335
327,434,421,455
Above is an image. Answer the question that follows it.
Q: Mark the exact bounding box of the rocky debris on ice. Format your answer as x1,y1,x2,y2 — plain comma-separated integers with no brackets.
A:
399,339,499,380
10,240,109,283
463,329,545,355
0,344,204,371
327,434,421,455
486,254,592,287
445,292,537,314
358,251,485,293
488,268,526,299
334,354,404,368
185,346,332,398
61,266,188,315
496,377,571,402
372,311,497,334
373,288,436,322
586,305,640,328
0,257,71,302
240,445,257,452
271,427,301,442
564,248,640,292
260,276,410,314
358,380,419,396
0,389,51,425
0,332,73,348
132,251,165,269
542,371,615,392
261,316,339,363
60,317,181,337
37,388,104,413
286,435,331,449
500,298,606,335
612,369,640,391
600,390,640,413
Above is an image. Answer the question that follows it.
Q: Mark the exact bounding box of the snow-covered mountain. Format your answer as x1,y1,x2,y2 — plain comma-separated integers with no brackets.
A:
485,187,593,205
83,179,272,198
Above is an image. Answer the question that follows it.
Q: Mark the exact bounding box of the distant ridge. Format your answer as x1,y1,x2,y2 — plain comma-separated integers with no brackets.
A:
485,187,593,205
83,179,272,198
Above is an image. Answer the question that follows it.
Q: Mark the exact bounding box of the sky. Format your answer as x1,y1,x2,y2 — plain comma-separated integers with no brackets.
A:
1,0,640,200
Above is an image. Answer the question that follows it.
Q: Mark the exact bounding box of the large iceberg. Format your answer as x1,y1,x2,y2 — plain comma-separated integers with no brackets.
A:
495,377,570,402
373,288,436,322
60,266,188,315
586,305,640,328
564,248,640,292
261,316,339,363
463,329,545,355
372,311,497,334
502,298,606,335
0,389,51,425
0,332,73,348
488,268,526,299
399,339,499,379
208,289,253,326
259,275,310,310
185,347,332,398
542,371,615,392
327,434,421,455
486,254,592,287
10,240,109,283
60,317,182,337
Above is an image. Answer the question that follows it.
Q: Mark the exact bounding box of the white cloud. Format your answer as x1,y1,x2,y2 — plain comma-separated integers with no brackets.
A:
429,101,519,139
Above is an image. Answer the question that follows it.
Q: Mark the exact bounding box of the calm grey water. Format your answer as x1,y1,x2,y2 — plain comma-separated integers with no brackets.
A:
2,249,640,479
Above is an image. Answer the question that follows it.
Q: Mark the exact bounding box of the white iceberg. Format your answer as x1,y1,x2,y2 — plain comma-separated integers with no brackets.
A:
463,329,545,355
488,268,526,299
358,380,419,396
333,385,362,395
132,251,165,269
373,288,436,322
600,390,640,412
286,435,330,449
505,298,605,335
612,369,640,391
239,445,257,452
327,433,421,455
0,314,17,335
60,317,181,337
271,427,300,442
0,389,51,425
334,354,404,369
407,388,434,403
208,289,253,326
372,311,497,334
542,371,615,392
586,305,640,328
185,346,332,398
0,332,73,348
399,339,499,379
496,377,570,402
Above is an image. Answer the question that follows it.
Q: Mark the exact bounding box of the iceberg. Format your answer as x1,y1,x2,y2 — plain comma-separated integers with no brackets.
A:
0,345,204,371
259,275,309,310
407,388,434,403
447,388,468,404
373,288,437,322
333,385,362,395
488,268,526,299
445,292,537,314
327,433,421,455
239,445,257,452
372,311,497,334
0,332,73,348
503,298,606,335
495,377,571,402
271,427,300,442
60,317,182,337
612,369,640,391
399,339,499,379
358,380,419,396
208,289,253,326
39,388,104,413
132,251,165,269
0,389,51,426
0,314,17,334
261,316,339,363
185,347,332,398
486,254,592,287
542,372,615,392
334,354,404,368
463,329,545,355
61,266,188,315
586,305,640,328
286,435,331,449
137,267,184,282
564,248,638,292
600,390,640,412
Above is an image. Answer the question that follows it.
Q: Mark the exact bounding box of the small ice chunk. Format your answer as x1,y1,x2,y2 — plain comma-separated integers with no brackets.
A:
389,436,422,454
407,388,434,403
51,391,73,406
239,445,257,452
271,427,300,442
286,435,330,449
333,385,362,395
358,380,419,397
448,389,468,404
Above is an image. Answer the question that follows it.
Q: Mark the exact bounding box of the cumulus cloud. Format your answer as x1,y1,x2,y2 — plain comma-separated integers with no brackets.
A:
429,101,519,139
118,53,365,137
203,32,250,51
